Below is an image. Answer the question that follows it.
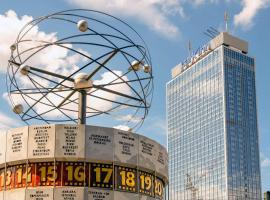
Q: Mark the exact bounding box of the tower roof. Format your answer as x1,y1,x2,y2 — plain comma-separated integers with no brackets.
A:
171,32,249,78
210,32,248,54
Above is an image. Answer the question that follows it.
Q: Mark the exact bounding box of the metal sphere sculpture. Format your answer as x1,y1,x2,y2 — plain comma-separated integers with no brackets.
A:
7,9,153,130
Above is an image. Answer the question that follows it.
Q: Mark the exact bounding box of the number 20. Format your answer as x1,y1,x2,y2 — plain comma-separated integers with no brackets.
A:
155,180,164,196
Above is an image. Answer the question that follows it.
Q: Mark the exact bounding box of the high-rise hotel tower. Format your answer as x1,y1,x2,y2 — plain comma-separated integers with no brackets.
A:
166,32,261,200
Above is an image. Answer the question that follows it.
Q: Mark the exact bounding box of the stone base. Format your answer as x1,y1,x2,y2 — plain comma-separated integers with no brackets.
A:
0,124,168,200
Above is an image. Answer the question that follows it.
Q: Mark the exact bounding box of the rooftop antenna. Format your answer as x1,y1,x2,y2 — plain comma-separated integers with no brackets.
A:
203,31,214,39
203,27,219,39
206,28,218,37
210,26,220,35
224,11,229,32
188,40,192,57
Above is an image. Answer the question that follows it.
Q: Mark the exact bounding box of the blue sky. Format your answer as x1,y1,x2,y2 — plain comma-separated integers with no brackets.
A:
0,0,270,193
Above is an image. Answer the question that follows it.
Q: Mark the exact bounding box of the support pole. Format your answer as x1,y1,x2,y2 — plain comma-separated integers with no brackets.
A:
78,90,87,124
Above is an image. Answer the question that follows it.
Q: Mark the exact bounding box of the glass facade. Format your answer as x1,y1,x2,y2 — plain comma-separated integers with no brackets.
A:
167,46,261,200
224,47,261,199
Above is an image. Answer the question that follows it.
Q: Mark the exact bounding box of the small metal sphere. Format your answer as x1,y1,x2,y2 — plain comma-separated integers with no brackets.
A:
143,64,151,73
10,44,16,51
13,104,24,114
130,60,141,71
74,72,88,80
77,20,88,32
74,73,93,90
19,64,30,75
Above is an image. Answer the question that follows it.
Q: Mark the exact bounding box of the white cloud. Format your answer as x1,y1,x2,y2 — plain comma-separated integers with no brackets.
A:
0,110,21,130
0,10,33,72
144,116,167,135
189,0,270,30
262,158,270,167
261,153,270,167
113,124,131,131
234,0,270,29
67,0,183,37
0,10,89,75
191,0,219,6
114,114,141,123
188,0,270,30
0,10,87,119
70,0,270,37
90,70,130,113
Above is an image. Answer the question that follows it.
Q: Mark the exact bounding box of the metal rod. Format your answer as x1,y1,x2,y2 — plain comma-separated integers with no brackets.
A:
86,49,119,81
57,90,76,108
9,60,75,82
225,11,229,32
78,90,87,124
92,84,142,102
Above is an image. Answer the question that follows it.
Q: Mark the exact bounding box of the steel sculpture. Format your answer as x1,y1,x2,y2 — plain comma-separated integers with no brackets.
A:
7,9,153,130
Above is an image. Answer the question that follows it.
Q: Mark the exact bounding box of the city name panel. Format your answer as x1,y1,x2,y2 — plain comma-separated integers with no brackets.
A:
0,125,168,200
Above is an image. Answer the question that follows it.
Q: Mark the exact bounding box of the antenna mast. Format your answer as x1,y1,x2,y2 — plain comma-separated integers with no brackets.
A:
188,40,192,57
224,11,229,32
